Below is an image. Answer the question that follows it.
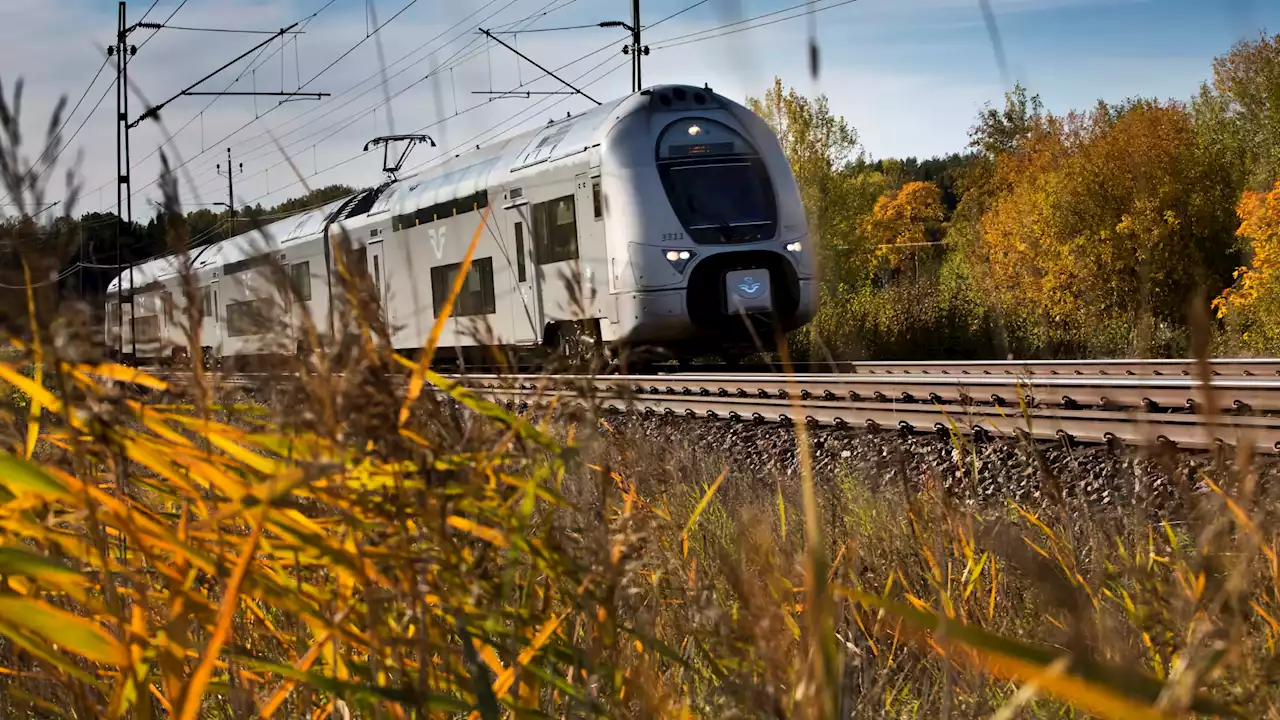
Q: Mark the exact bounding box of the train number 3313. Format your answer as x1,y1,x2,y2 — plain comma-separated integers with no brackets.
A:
661,231,685,241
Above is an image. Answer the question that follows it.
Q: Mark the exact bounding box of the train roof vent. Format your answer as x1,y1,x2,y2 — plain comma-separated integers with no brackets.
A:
649,84,723,112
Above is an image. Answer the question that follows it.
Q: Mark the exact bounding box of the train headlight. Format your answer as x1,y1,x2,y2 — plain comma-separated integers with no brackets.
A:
785,241,802,253
664,248,696,272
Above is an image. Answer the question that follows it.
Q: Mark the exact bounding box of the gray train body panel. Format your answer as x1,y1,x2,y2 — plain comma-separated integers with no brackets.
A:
104,84,816,361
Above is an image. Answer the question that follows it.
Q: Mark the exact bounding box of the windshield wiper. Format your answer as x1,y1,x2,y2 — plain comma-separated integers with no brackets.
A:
702,206,738,242
687,196,738,242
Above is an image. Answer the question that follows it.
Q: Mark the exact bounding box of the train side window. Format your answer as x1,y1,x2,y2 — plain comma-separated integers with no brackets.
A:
226,299,270,337
373,256,381,296
532,195,578,264
430,257,495,317
514,222,527,282
592,180,602,219
214,290,219,322
290,261,312,301
200,288,212,318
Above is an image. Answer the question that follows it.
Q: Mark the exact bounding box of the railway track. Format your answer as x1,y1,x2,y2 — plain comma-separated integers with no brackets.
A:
672,358,1280,376
146,360,1280,453
465,373,1280,414
477,387,1280,454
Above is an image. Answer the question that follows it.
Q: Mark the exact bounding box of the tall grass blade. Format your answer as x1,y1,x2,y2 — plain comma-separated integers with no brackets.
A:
682,467,727,557
175,511,266,720
22,260,42,460
0,547,89,597
843,588,1239,718
0,597,128,666
0,451,70,499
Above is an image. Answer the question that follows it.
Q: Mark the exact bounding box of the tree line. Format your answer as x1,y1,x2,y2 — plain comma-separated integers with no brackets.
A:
753,31,1280,359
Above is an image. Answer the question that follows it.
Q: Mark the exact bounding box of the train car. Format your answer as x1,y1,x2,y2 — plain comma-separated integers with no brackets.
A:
105,83,817,366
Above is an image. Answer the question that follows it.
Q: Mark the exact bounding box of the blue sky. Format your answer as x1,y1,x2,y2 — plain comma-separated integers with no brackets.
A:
1,0,1277,217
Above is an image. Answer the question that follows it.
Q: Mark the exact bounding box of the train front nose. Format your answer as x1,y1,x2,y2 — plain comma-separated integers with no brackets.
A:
683,249,806,348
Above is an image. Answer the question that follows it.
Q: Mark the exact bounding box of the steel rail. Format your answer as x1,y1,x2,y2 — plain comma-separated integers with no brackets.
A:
469,386,1280,454
143,369,1280,452
457,373,1280,414
157,369,1280,413
142,357,1280,380
776,358,1280,376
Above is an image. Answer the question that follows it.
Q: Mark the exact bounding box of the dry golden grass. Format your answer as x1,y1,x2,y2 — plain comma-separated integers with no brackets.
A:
0,72,1271,720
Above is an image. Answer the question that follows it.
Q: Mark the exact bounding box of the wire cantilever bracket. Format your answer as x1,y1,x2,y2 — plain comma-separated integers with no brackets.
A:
364,134,436,180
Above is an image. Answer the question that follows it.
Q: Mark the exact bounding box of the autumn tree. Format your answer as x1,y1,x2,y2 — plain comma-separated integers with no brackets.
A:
862,181,945,270
1214,180,1280,353
1196,32,1280,188
747,77,882,356
969,83,1046,157
971,99,1239,354
747,77,863,250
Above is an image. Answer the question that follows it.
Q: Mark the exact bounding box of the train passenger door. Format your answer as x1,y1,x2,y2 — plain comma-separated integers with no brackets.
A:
366,240,388,326
530,181,591,326
160,290,174,357
199,281,222,360
507,191,542,345
573,172,608,321
121,298,135,359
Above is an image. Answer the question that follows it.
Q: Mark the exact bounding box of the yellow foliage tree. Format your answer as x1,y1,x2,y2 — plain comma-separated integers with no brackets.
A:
969,99,1240,353
1214,181,1280,352
746,76,868,264
863,181,945,268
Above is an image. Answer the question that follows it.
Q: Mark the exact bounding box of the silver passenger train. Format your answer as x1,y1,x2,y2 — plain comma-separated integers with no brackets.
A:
105,84,817,366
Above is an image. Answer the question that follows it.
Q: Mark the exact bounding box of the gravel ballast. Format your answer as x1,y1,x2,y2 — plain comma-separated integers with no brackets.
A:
594,414,1280,517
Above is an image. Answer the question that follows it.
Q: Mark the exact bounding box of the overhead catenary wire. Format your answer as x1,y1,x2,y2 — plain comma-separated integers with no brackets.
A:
183,0,806,208
223,0,806,222
1,55,111,208
136,0,162,26
227,29,627,206
648,0,859,51
92,0,709,221
139,24,309,35
174,0,577,207
644,0,711,30
0,266,82,290
176,26,498,205
490,22,610,33
123,19,311,172
136,0,190,50
114,0,422,209
172,0,554,205
161,0,551,208
29,68,119,217
240,48,629,207
78,0,343,210
235,50,629,210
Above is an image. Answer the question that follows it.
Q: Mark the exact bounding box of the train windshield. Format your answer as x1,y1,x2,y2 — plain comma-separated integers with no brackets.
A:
656,118,777,244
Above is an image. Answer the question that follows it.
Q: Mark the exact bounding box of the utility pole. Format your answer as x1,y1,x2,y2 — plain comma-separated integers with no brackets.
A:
110,1,137,361
101,8,326,360
631,0,642,92
601,7,648,93
217,148,243,234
